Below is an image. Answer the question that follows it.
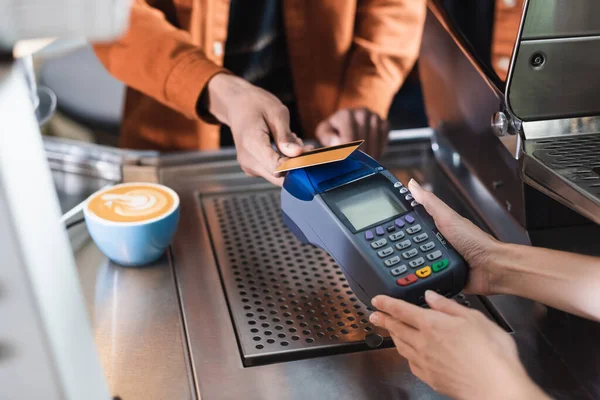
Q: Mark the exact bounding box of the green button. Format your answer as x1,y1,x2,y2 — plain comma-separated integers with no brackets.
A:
432,259,449,272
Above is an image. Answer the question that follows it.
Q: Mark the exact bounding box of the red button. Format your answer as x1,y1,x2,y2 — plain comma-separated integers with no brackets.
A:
397,274,418,286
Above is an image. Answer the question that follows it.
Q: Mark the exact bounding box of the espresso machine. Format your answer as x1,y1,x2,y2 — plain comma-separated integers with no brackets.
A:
420,0,600,255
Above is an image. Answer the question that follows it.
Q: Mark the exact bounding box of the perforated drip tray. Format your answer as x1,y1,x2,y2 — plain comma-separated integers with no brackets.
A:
530,134,600,199
202,190,509,367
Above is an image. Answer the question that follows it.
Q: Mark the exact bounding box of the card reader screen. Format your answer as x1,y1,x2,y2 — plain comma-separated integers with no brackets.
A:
336,186,406,231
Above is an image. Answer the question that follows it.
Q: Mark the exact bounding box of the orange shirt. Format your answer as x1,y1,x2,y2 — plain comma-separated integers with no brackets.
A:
94,0,427,151
491,0,524,80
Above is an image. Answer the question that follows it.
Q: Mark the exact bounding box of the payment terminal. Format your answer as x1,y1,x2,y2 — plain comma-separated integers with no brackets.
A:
280,146,468,308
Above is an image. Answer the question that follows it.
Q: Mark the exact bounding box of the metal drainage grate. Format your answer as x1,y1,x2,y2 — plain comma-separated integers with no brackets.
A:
532,134,600,197
202,190,508,366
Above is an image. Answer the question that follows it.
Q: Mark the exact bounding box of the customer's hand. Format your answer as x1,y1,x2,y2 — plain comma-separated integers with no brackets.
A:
370,292,549,400
408,179,502,295
315,108,390,160
202,73,305,186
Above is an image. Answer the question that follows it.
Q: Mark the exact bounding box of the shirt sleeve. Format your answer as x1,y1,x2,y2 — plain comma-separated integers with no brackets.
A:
92,0,228,120
337,0,427,119
491,0,523,80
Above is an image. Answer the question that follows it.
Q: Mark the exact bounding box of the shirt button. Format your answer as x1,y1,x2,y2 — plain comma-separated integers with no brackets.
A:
213,41,224,57
496,57,510,71
503,0,517,6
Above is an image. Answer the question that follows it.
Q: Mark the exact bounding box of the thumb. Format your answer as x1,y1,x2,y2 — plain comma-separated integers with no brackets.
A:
269,108,303,157
277,132,303,158
425,290,468,317
408,179,460,228
315,120,342,147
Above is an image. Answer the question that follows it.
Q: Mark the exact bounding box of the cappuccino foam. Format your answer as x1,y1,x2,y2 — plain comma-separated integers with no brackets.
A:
87,184,176,223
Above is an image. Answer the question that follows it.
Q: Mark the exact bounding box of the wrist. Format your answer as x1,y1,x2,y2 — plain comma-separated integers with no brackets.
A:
202,73,248,125
486,241,520,296
511,375,550,400
478,368,548,400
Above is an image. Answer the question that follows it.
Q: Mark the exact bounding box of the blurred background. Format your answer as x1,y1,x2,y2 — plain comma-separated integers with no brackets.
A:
33,41,428,149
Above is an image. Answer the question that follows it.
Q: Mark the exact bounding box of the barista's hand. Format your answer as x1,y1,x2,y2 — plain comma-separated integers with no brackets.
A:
315,108,390,160
202,73,305,186
370,292,549,400
408,179,502,295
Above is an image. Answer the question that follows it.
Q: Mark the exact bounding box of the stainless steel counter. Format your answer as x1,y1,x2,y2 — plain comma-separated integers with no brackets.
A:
49,138,195,400
67,225,194,400
54,133,600,400
158,137,597,400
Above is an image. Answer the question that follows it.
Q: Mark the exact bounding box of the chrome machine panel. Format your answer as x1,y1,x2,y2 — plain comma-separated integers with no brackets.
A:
507,0,600,123
503,0,600,223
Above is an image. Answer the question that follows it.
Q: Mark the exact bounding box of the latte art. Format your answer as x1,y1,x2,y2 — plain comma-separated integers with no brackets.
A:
87,184,177,223
101,189,168,218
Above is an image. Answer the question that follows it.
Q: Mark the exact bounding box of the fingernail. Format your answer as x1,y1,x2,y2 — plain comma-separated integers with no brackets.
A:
369,313,380,324
408,179,421,189
425,290,442,303
371,296,381,308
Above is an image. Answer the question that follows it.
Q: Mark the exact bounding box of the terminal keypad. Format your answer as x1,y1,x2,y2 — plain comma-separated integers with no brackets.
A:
362,211,450,287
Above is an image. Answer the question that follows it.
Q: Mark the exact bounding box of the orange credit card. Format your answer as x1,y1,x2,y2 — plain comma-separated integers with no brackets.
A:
275,140,364,173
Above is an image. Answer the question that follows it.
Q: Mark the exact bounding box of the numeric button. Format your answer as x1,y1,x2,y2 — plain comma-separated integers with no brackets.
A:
389,231,405,242
402,248,418,259
391,265,408,276
420,241,435,252
371,238,387,249
409,257,425,268
426,250,442,261
395,240,411,250
384,256,401,267
406,224,422,234
413,233,429,243
378,247,394,258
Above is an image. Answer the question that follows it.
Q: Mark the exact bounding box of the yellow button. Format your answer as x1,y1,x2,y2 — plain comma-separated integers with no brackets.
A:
416,266,432,279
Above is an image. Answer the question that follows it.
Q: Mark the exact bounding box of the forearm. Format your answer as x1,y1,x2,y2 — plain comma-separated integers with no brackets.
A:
490,243,600,321
93,0,226,119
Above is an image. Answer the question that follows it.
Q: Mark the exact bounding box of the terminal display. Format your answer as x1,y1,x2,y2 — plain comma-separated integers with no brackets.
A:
337,186,405,231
